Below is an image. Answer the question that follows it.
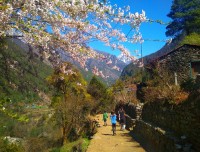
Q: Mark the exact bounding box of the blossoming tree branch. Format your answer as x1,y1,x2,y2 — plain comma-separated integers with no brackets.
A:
0,0,147,77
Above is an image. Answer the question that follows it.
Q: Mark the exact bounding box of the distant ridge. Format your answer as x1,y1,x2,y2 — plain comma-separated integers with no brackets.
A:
60,49,127,85
143,37,181,64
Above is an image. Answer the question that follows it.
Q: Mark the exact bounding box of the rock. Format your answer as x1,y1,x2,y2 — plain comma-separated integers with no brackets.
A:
3,136,23,145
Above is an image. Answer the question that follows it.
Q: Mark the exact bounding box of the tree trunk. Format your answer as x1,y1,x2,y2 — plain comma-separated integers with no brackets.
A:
62,126,67,145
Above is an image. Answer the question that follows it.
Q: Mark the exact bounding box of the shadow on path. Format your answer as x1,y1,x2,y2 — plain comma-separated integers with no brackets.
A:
102,133,113,136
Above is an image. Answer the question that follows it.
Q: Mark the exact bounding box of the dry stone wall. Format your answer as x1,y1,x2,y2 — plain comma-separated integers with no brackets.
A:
118,91,200,151
115,102,143,130
140,91,200,151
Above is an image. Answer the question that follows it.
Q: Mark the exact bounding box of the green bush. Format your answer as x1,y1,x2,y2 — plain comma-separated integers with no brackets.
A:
24,137,48,152
181,33,200,46
0,138,24,152
50,148,61,152
59,138,90,152
50,138,90,152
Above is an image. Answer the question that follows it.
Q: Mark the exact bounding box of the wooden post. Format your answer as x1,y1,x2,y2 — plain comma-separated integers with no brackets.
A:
174,72,178,85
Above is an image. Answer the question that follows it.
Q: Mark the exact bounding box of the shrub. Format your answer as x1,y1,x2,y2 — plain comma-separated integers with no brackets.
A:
181,33,200,46
58,138,90,152
142,85,188,104
0,138,24,152
24,137,48,152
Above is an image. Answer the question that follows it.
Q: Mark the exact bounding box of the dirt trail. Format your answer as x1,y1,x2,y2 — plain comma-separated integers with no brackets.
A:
87,114,146,152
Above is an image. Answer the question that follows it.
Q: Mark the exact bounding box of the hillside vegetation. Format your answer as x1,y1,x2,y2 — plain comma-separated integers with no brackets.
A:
0,38,116,151
0,38,53,103
181,33,200,46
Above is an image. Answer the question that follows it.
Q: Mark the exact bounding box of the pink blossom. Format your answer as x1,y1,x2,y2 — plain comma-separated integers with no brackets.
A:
0,0,148,77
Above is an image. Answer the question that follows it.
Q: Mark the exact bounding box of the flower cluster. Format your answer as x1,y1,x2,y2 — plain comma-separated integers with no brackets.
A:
92,66,105,78
0,0,147,76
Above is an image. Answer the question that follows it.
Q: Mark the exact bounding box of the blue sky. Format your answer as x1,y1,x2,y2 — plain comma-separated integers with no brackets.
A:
89,0,173,58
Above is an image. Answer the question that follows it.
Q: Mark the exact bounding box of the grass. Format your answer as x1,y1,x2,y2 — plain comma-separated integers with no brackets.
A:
51,138,90,152
181,33,200,46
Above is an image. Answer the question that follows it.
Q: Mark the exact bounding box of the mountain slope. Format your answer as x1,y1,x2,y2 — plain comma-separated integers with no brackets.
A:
143,38,181,64
12,38,126,86
0,38,53,103
60,49,127,85
120,63,141,79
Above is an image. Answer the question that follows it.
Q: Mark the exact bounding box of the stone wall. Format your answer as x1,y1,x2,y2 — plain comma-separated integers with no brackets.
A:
141,91,200,151
133,120,183,152
157,44,200,83
115,102,143,130
119,91,200,151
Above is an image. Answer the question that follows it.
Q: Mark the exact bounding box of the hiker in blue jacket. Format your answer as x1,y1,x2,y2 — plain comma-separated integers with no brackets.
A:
110,111,117,135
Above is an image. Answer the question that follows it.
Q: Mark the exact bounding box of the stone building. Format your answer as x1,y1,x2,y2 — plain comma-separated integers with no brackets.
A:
155,44,200,84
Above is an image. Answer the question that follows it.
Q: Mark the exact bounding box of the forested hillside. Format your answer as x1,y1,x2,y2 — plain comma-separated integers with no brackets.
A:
0,38,53,103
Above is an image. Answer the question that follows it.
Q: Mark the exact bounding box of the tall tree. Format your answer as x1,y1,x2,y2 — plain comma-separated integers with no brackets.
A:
87,76,107,100
87,76,114,112
47,62,92,144
166,0,200,37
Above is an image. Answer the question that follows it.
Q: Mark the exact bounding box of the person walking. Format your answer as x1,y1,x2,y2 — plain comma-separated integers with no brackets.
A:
118,108,126,131
110,111,117,135
103,111,108,126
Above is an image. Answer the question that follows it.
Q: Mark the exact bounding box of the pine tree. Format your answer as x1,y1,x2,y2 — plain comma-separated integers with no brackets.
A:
166,0,200,37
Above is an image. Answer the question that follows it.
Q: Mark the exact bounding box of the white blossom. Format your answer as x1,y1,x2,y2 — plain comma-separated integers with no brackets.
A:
0,0,148,77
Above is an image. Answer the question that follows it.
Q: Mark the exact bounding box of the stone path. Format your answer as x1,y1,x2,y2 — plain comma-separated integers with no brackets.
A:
87,114,146,152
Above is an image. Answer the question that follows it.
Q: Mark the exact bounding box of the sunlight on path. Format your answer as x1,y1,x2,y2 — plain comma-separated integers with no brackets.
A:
87,114,146,152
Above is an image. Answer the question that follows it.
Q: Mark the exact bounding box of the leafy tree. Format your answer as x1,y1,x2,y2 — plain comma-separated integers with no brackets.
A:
112,79,124,92
111,79,139,104
87,76,113,112
166,0,200,37
47,62,92,144
87,76,107,100
181,32,200,45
